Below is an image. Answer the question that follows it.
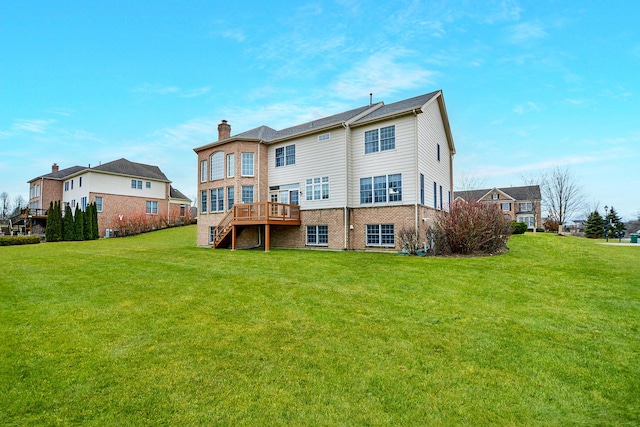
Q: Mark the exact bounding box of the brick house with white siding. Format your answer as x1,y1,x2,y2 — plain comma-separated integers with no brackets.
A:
27,158,191,237
193,90,456,251
454,186,542,230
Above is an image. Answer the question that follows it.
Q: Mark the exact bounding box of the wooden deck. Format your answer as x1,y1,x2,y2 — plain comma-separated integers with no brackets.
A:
212,202,301,251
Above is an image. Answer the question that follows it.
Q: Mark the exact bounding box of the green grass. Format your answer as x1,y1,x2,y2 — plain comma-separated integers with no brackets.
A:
1,226,639,425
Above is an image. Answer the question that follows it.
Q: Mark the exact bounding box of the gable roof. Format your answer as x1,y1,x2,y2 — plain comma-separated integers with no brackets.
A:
455,185,541,202
29,158,171,184
92,158,169,182
170,185,191,201
29,165,86,182
193,90,454,152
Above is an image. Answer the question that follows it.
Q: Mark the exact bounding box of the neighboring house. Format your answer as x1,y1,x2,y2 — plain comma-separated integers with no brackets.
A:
454,185,542,230
26,158,191,237
193,90,456,251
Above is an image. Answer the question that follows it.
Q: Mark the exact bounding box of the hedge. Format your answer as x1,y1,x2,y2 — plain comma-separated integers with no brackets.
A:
0,236,42,246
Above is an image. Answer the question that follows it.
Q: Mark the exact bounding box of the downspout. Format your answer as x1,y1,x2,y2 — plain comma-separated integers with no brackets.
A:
257,141,262,202
342,122,350,250
413,109,419,235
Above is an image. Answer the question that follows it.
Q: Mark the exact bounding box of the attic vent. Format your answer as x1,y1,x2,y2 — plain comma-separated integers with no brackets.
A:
318,133,330,142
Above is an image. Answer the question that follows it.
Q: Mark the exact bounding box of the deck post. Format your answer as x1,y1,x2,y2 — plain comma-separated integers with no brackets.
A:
265,224,271,252
231,225,237,250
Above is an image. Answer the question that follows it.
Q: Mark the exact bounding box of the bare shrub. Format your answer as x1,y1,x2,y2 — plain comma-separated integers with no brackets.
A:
397,227,420,254
433,199,512,255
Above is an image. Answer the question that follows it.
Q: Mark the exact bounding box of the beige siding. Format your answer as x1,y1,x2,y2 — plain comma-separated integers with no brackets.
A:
268,128,347,209
417,99,453,210
348,115,417,207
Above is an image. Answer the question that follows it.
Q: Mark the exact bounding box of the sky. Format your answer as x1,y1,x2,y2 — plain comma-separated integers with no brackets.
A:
1,0,639,220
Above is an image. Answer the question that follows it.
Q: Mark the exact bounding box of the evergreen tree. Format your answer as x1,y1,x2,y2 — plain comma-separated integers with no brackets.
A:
45,201,55,242
584,210,605,238
90,203,100,239
62,204,74,241
73,205,84,241
605,206,626,237
83,204,93,240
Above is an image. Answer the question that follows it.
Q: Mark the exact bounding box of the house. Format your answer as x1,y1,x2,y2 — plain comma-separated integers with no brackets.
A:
26,158,191,237
454,186,542,230
193,90,456,251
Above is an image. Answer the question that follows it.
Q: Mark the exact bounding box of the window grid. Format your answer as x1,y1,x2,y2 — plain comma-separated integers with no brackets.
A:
95,197,103,212
201,190,207,213
210,152,224,180
227,186,234,211
305,177,329,201
200,160,208,182
146,201,158,215
380,126,395,151
306,225,328,246
242,153,254,176
227,153,234,177
360,174,402,204
210,188,224,212
366,224,395,247
241,185,254,203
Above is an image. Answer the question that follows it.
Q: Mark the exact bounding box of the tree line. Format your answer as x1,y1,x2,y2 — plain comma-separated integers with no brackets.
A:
45,201,99,242
0,192,27,223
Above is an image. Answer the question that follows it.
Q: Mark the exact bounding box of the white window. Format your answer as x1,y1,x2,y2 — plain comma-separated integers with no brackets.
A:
242,153,254,176
305,177,329,201
519,216,535,227
210,152,224,180
501,202,511,211
210,188,224,212
65,181,69,191
146,201,158,214
95,197,103,212
81,197,87,211
227,153,235,177
365,125,395,154
131,180,142,189
241,185,254,203
200,160,208,182
201,190,207,213
519,202,533,212
276,145,295,167
306,225,328,246
146,181,151,189
366,224,395,247
492,193,499,200
227,186,234,211
360,174,402,204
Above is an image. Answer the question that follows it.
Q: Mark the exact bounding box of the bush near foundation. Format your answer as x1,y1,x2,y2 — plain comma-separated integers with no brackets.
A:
512,221,528,235
434,199,512,255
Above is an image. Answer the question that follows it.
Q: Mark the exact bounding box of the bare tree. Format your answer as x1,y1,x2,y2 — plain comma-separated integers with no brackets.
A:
455,172,487,191
0,192,10,223
12,194,26,216
541,166,585,234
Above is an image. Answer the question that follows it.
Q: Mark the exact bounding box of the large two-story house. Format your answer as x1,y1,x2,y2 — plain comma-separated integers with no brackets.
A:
193,90,456,251
454,185,542,230
27,158,191,237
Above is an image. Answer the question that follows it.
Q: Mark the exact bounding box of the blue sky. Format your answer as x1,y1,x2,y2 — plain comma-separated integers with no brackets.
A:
1,1,638,220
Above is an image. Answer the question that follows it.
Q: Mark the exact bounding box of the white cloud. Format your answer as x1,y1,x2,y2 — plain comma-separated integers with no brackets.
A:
513,101,541,114
331,49,437,100
133,84,181,95
180,86,213,98
508,22,547,43
12,119,56,134
220,29,246,43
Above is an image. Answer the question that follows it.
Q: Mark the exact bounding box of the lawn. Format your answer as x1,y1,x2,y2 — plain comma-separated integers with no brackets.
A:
1,226,639,425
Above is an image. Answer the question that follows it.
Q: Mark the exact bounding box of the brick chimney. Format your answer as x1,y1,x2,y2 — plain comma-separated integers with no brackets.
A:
52,163,59,173
217,120,231,141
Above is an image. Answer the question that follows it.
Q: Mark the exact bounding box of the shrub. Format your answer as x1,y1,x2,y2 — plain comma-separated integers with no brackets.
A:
397,227,420,254
433,199,512,255
512,221,528,234
0,235,41,246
